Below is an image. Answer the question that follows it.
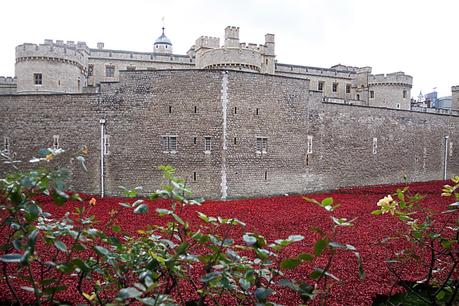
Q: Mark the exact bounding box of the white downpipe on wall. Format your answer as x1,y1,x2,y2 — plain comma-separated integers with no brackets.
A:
220,71,229,199
444,136,449,180
100,118,106,198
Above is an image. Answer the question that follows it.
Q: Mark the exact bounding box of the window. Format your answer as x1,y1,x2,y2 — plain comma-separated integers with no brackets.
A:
34,73,42,85
256,108,259,115
256,137,268,153
194,106,197,113
53,135,60,150
450,142,453,157
88,64,94,76
234,137,237,145
396,103,400,109
318,81,324,91
126,66,136,71
234,106,237,114
332,83,338,93
105,65,115,77
169,106,172,113
346,84,351,94
403,90,407,99
307,135,313,154
356,94,360,101
103,135,110,155
370,90,374,99
204,137,212,152
3,137,10,155
193,172,197,181
162,136,177,153
372,137,377,155
193,137,197,144
264,171,268,181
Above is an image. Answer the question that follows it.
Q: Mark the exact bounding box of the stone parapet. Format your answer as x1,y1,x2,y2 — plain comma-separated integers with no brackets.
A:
368,72,413,87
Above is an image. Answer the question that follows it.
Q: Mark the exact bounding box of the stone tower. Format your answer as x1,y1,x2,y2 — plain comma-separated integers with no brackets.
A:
153,27,173,54
15,40,89,94
452,85,459,111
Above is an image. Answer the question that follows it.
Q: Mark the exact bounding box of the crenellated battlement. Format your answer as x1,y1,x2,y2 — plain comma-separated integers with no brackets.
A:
452,85,459,92
16,40,89,70
195,36,220,50
0,76,17,84
368,72,412,86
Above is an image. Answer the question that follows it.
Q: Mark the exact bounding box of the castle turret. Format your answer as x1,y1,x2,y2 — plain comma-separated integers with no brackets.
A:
153,27,173,54
368,72,413,110
452,85,459,111
224,26,240,48
15,39,89,94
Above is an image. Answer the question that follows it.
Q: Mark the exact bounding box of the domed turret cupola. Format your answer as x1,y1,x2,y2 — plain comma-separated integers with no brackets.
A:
154,27,173,54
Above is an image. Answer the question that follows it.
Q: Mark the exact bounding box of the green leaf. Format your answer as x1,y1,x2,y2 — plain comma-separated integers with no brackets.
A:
133,204,148,214
201,271,221,282
310,268,324,280
243,234,257,246
53,240,68,252
254,287,273,303
117,287,142,300
57,263,74,274
0,253,22,263
197,211,209,222
321,197,333,206
94,245,110,256
314,239,328,256
288,235,304,242
371,210,382,215
172,213,185,225
156,208,172,216
112,224,121,233
239,278,250,291
298,253,314,261
280,258,302,269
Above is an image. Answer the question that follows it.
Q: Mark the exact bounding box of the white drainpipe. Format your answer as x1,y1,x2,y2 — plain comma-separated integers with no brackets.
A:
100,118,106,197
444,135,449,180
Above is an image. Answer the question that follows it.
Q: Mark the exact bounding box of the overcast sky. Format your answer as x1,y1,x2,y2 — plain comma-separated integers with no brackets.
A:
1,0,457,97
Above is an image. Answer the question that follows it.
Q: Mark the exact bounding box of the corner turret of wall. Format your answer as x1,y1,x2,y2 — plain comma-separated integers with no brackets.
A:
368,72,412,110
452,85,459,111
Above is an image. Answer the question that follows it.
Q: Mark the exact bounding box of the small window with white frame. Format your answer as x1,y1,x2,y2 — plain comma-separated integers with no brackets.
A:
53,135,60,150
105,65,115,77
307,135,313,154
3,136,10,155
370,90,374,99
372,137,378,155
162,135,177,153
256,137,268,154
104,135,110,155
204,137,212,153
450,141,453,157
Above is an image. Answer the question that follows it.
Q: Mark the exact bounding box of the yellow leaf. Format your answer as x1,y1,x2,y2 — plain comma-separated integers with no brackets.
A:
83,292,96,301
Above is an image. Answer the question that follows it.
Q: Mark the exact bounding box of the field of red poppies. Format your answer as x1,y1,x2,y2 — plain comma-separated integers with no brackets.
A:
1,179,456,305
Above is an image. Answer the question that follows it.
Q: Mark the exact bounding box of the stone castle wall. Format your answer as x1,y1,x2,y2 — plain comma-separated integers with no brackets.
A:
0,70,457,198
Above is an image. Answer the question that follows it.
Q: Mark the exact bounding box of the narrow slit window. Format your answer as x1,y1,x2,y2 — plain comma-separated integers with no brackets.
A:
403,90,407,99
305,154,309,166
264,171,268,181
256,108,259,115
234,106,237,114
372,137,378,155
104,135,110,155
234,137,237,145
193,172,197,181
194,106,197,113
307,135,313,154
370,90,374,99
193,137,197,144
3,137,10,155
449,141,453,157
204,137,212,152
53,135,60,150
169,106,172,113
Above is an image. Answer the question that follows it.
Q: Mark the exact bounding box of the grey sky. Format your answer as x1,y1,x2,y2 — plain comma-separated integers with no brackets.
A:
1,0,457,97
